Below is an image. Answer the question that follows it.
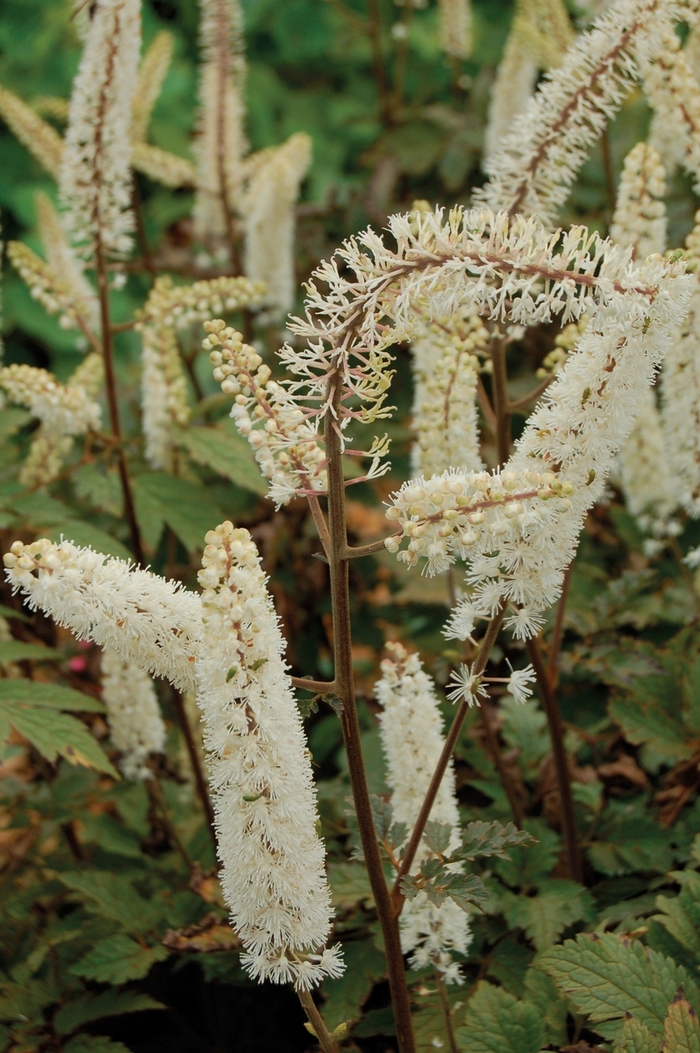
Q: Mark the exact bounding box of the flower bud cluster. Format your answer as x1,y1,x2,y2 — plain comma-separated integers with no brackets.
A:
101,649,166,781
385,467,574,577
376,643,471,983
0,85,64,175
536,318,586,379
7,243,96,337
640,29,700,195
139,275,264,334
3,539,203,692
609,142,667,261
195,522,342,989
0,362,101,437
411,309,486,478
204,320,327,507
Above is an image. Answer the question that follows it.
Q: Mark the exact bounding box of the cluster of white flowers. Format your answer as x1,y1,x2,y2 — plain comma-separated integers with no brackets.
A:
3,539,203,692
484,0,574,161
641,27,700,194
410,308,486,478
0,360,102,438
478,0,682,223
0,84,64,174
204,321,328,507
101,649,166,781
195,522,342,989
385,467,572,576
139,275,264,471
609,142,667,262
7,242,98,341
243,133,311,318
438,0,472,59
131,31,173,144
536,318,586,379
194,0,247,243
375,643,471,983
36,193,100,337
59,0,141,260
446,659,536,706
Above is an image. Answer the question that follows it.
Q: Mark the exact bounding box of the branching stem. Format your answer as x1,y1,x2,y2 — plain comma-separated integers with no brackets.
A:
297,988,338,1053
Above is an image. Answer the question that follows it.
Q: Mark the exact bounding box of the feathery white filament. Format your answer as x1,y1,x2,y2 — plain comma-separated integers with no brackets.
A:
101,649,166,780
375,643,471,982
60,0,141,260
3,539,203,692
243,133,311,317
195,522,342,989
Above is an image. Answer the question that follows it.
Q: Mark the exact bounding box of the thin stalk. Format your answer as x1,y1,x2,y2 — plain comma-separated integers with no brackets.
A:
548,562,573,683
291,676,338,694
297,988,338,1053
476,376,498,435
146,773,193,870
367,0,392,126
94,238,145,566
475,690,523,827
308,494,332,559
508,375,553,411
434,968,459,1053
525,636,582,883
391,606,506,907
171,688,218,856
391,3,413,116
324,383,416,1053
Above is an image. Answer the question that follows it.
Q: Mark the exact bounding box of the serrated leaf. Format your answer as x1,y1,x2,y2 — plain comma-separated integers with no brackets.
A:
663,994,700,1052
72,463,123,517
0,680,104,712
455,981,544,1053
131,473,223,553
174,422,266,495
539,932,700,1040
502,879,595,951
70,935,168,985
457,820,535,863
328,862,374,909
523,967,568,1047
54,991,164,1036
0,641,59,663
653,873,700,960
588,805,674,877
500,696,550,773
613,1015,661,1052
321,941,385,1030
423,820,453,856
370,795,393,841
131,476,164,552
63,1036,132,1053
57,872,160,932
0,701,117,775
419,867,488,912
609,684,692,770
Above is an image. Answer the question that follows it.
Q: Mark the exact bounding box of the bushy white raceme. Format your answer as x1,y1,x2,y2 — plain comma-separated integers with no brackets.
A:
59,0,141,260
375,643,471,983
640,26,700,193
101,649,166,780
0,85,64,174
478,0,682,223
195,523,342,989
36,193,100,336
131,31,174,144
194,0,246,243
243,133,311,317
610,142,678,536
0,360,102,438
7,242,98,342
3,539,203,692
410,308,486,478
139,275,264,471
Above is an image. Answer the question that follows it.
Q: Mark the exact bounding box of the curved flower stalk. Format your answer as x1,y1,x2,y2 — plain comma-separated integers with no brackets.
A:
243,132,312,318
204,322,328,507
196,523,343,989
35,192,100,336
640,27,700,193
3,539,203,691
610,142,678,536
101,649,166,780
375,643,472,983
438,0,472,60
193,0,247,245
484,0,574,161
139,275,264,471
131,30,174,144
15,354,104,488
0,85,64,174
477,0,681,223
410,308,487,478
59,0,141,260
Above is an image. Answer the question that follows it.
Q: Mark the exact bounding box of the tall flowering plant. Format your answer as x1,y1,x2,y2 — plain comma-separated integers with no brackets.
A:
4,1,700,1052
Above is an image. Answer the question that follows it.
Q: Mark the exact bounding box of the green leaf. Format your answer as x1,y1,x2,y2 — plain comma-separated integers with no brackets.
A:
131,475,164,552
174,422,267,495
663,994,700,1052
539,932,700,1040
523,967,568,1048
48,521,132,562
502,879,595,951
328,862,374,909
321,941,385,1030
423,820,453,856
588,804,674,877
54,991,164,1036
132,472,223,552
57,872,160,932
613,1016,661,1053
0,680,104,712
70,935,168,985
0,641,60,663
653,873,700,960
456,981,544,1053
0,603,30,623
0,406,30,441
609,682,693,771
500,696,550,773
63,1036,133,1053
457,820,535,863
72,463,124,517
0,700,116,775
